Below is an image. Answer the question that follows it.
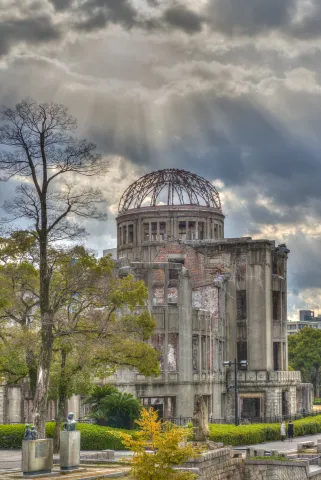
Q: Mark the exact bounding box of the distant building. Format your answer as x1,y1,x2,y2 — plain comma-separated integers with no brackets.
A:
299,310,315,322
287,320,321,335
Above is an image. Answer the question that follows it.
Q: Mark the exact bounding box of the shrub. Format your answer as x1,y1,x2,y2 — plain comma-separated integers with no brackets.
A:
209,415,321,446
314,398,321,405
0,422,136,450
83,385,142,429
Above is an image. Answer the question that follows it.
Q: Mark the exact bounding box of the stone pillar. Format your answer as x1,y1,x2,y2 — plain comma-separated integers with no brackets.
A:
22,439,53,476
287,387,297,415
265,388,282,418
60,431,81,471
7,386,22,423
247,247,272,371
178,268,192,383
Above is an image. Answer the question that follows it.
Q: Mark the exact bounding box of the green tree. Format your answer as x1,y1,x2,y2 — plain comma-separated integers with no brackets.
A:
122,408,198,480
0,100,109,437
288,327,321,397
84,386,142,429
0,235,160,443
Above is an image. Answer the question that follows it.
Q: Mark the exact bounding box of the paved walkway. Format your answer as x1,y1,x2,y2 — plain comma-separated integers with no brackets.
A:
0,450,132,471
236,432,321,452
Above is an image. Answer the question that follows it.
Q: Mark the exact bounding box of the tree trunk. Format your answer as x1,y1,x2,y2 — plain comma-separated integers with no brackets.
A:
33,316,53,438
53,350,68,453
316,367,320,398
33,214,54,438
24,327,38,398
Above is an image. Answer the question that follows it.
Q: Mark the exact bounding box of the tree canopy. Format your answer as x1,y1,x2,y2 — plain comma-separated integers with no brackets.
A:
0,232,160,446
288,327,321,397
0,99,110,436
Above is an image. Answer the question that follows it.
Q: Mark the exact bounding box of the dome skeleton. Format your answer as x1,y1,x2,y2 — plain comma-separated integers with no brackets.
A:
118,168,222,213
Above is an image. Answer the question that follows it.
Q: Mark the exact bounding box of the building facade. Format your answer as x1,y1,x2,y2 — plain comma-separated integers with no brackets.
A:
106,169,311,421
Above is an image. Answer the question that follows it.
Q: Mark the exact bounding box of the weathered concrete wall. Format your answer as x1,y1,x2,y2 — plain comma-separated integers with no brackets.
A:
179,448,243,480
7,386,22,423
244,460,310,480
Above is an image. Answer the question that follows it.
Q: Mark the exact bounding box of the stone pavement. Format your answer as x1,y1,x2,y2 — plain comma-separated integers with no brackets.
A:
236,432,321,452
0,465,129,479
0,450,132,472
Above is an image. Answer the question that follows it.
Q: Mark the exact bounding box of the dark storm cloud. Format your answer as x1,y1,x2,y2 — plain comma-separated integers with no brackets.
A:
163,5,203,34
75,0,138,31
286,234,321,294
205,0,296,36
0,15,60,56
49,0,73,11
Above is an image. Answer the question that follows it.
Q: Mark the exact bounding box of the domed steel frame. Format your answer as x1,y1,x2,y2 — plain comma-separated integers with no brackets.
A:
118,168,222,213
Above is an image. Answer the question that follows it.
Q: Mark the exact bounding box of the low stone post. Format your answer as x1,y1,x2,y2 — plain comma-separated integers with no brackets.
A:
60,412,80,472
192,395,209,442
22,439,53,477
22,424,53,477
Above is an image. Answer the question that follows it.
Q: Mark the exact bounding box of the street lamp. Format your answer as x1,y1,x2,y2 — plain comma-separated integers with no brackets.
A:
223,359,248,426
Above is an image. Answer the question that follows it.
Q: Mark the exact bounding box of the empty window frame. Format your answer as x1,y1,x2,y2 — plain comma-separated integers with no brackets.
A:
143,223,149,241
122,226,127,245
188,221,196,240
178,221,186,239
237,341,248,368
214,224,218,239
128,224,134,244
159,222,166,240
151,222,157,241
198,222,205,240
272,291,280,321
168,259,184,281
236,290,247,321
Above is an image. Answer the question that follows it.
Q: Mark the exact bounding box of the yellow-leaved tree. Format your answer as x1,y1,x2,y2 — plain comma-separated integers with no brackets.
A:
122,408,198,480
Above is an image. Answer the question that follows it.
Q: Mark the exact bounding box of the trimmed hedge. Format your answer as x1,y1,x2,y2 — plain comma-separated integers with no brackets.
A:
0,422,135,450
3,415,321,449
209,415,321,446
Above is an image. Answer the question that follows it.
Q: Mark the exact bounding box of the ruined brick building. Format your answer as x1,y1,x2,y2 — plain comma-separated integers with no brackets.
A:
0,168,312,423
105,168,312,421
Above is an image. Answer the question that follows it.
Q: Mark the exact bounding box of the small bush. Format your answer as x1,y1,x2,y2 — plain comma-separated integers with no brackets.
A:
314,398,321,405
0,422,136,450
209,415,321,446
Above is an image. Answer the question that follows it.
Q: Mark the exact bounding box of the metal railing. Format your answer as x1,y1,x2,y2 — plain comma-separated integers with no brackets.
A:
0,411,318,426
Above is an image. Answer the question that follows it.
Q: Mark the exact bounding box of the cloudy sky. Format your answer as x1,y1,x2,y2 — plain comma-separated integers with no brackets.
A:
1,0,321,319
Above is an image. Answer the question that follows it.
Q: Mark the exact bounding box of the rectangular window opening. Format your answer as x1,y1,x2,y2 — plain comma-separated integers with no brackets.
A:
151,222,157,241
188,221,196,240
178,221,186,240
122,226,127,245
160,222,166,241
143,223,149,241
236,290,247,321
198,222,205,240
237,341,247,369
128,224,134,244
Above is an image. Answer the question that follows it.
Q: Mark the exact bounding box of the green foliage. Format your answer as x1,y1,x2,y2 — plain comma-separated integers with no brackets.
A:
209,415,321,445
84,385,142,429
122,408,198,480
0,235,160,415
314,398,321,405
0,423,135,450
288,328,321,396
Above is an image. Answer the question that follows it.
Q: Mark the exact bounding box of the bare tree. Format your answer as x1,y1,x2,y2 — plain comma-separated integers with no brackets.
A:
0,99,109,437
